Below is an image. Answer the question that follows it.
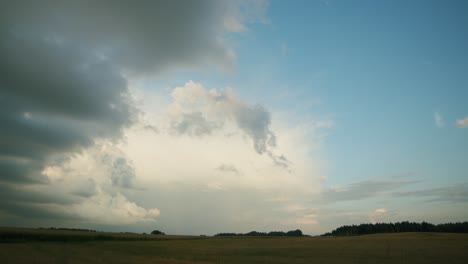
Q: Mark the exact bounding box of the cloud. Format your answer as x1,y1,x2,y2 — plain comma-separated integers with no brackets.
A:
168,81,279,157
0,1,266,227
455,116,468,128
171,112,220,137
111,158,136,189
434,112,444,127
321,179,417,203
116,82,327,234
216,164,241,175
0,0,243,74
368,208,387,224
392,184,468,203
68,192,161,225
224,16,247,32
0,142,160,227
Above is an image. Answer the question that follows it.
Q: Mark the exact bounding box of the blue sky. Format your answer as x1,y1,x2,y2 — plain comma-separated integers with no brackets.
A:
232,0,468,186
1,0,467,235
168,0,468,188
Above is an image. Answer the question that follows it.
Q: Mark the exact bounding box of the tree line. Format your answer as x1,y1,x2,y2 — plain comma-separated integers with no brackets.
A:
321,221,468,236
41,227,97,232
215,229,303,237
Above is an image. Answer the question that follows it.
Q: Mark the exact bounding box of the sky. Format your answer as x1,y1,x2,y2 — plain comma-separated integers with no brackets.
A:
0,0,467,235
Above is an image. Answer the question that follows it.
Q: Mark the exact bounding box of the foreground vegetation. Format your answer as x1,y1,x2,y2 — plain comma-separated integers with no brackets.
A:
1,228,467,263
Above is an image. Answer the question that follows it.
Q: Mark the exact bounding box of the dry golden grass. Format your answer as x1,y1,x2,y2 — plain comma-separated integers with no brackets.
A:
1,229,467,263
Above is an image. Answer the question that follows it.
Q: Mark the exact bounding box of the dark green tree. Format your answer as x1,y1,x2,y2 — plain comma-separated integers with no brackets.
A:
150,230,165,235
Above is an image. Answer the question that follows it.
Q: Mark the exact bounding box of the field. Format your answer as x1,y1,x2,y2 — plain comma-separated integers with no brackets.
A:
1,228,467,264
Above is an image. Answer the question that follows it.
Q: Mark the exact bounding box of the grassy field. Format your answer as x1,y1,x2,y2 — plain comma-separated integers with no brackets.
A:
1,228,467,263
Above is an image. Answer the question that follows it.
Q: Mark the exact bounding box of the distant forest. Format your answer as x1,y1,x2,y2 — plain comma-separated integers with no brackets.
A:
321,221,468,236
215,229,303,237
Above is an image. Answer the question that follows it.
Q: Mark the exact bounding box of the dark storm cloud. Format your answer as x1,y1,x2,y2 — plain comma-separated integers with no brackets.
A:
0,35,132,182
0,0,237,178
0,0,246,222
0,0,233,74
0,183,77,205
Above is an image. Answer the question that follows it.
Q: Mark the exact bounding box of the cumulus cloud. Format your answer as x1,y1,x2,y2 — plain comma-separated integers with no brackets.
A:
455,116,468,128
0,142,160,227
0,1,265,227
168,81,278,157
434,112,444,127
117,82,327,234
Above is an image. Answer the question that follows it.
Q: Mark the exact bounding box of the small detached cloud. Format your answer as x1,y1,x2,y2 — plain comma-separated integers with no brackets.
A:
216,164,241,175
369,208,387,224
455,116,468,128
434,112,444,128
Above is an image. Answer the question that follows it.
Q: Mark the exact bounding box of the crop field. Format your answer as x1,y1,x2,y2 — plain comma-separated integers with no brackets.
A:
1,228,467,264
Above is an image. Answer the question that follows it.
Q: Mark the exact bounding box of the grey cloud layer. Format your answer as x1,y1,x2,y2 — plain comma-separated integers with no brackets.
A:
1,0,234,74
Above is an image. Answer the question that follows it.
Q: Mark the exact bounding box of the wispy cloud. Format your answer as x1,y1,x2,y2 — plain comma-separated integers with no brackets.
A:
392,184,468,203
434,112,444,128
455,116,468,128
321,179,418,203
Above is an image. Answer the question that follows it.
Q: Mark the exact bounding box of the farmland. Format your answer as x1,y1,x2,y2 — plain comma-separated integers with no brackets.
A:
1,228,467,263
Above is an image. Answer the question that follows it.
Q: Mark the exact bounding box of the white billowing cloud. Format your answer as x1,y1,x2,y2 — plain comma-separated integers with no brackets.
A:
26,141,161,226
434,112,444,127
69,192,160,225
116,81,327,234
455,116,468,128
127,81,321,188
369,208,387,224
